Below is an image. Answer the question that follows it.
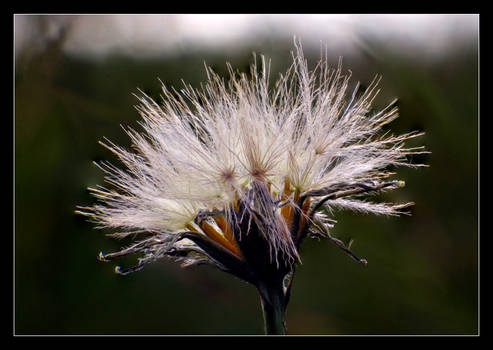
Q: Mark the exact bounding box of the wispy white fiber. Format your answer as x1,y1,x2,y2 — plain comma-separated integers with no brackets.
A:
77,40,425,272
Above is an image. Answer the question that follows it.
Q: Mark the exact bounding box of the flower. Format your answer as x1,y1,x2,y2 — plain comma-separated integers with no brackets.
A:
76,41,425,334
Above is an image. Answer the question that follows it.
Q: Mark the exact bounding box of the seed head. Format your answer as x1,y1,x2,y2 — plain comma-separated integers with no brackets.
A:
76,41,425,283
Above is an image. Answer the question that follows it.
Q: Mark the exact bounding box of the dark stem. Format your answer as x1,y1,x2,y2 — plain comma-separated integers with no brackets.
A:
257,280,288,335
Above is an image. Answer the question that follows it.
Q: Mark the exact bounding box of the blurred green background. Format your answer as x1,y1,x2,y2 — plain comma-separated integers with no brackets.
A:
14,15,478,335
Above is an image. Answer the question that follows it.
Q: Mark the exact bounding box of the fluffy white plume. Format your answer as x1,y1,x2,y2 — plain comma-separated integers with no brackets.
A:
77,41,425,273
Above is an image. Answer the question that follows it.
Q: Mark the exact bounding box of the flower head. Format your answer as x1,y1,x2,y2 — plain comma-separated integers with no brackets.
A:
76,41,425,332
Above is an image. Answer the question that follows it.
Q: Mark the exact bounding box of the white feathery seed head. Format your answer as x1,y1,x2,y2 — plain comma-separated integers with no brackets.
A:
77,40,426,279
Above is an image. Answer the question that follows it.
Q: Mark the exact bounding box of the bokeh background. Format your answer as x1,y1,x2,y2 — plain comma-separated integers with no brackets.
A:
14,14,478,335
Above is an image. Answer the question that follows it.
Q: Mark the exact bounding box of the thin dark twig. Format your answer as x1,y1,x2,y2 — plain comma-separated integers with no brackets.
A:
311,221,367,265
98,237,166,261
309,180,403,218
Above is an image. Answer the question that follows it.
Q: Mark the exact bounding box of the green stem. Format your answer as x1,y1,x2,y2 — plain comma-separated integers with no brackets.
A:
257,282,287,335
